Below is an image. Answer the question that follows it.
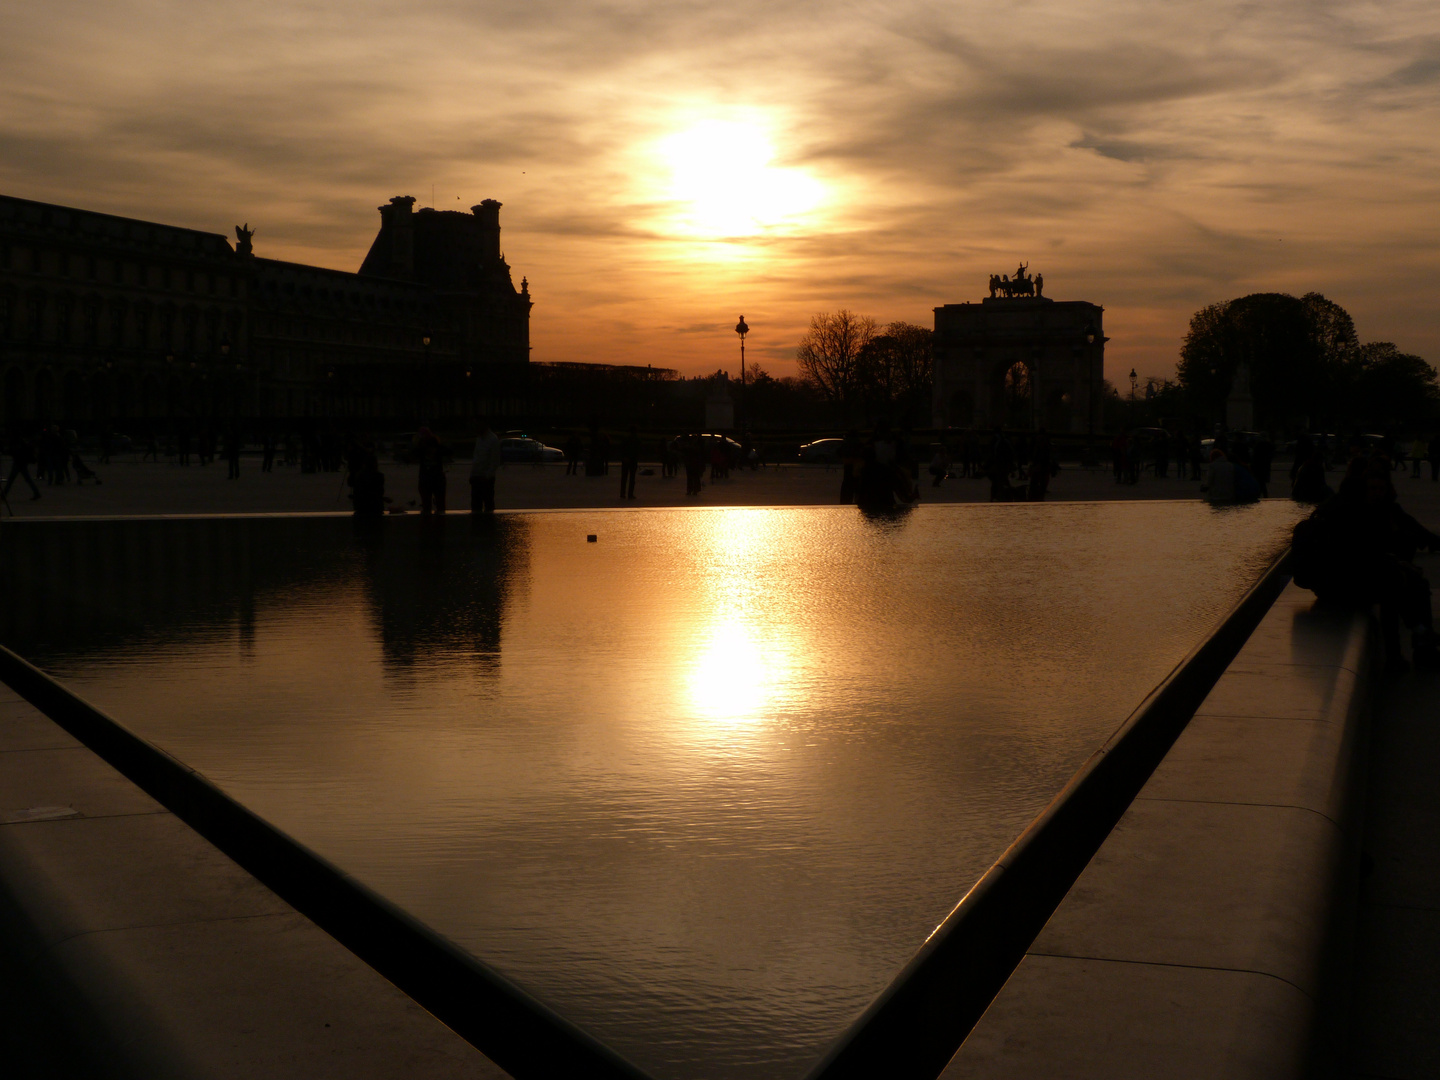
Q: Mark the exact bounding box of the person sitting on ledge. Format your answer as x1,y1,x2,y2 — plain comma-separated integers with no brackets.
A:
1200,448,1260,504
1291,455,1440,670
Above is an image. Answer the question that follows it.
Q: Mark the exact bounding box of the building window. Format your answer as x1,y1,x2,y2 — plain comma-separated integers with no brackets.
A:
56,297,72,343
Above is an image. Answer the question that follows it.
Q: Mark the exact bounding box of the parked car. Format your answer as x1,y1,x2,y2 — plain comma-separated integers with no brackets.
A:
798,437,846,463
500,437,565,463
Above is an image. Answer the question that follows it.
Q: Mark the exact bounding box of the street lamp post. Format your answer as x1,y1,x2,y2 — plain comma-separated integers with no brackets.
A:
734,316,748,431
421,333,431,423
1083,325,1099,465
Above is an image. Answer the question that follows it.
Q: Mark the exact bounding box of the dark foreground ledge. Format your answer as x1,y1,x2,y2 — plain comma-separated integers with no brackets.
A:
0,684,511,1080
942,584,1373,1078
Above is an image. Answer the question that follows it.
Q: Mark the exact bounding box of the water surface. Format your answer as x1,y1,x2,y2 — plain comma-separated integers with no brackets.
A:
0,501,1302,1078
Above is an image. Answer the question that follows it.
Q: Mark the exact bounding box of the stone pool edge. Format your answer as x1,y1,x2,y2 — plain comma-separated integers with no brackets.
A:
940,583,1374,1079
0,646,653,1080
0,556,1345,1080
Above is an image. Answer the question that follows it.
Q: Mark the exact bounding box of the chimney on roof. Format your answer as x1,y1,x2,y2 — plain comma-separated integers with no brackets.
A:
472,200,502,262
378,195,415,278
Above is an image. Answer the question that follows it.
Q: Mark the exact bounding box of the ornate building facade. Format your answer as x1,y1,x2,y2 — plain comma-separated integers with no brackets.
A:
932,270,1106,434
0,193,530,428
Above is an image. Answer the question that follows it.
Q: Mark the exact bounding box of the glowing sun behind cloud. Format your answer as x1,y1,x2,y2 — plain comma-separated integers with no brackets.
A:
658,119,823,239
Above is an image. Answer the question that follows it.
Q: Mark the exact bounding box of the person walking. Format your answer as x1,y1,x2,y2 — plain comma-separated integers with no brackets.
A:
1429,433,1440,482
1111,430,1128,484
469,417,501,514
987,427,1015,502
619,426,640,500
225,423,242,479
929,443,951,488
1027,429,1053,501
1252,435,1274,497
2,429,41,501
261,429,276,473
415,426,446,514
839,429,863,503
1410,435,1427,479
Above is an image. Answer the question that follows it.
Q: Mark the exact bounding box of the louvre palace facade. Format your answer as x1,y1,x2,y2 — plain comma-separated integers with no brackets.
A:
0,193,531,429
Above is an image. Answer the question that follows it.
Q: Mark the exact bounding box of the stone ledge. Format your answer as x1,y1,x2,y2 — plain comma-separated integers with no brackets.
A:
942,590,1372,1079
0,697,509,1080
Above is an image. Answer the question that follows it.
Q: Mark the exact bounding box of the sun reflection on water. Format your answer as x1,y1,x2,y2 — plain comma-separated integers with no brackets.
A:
683,510,798,733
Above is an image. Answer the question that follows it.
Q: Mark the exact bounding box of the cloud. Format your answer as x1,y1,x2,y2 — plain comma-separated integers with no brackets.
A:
1,0,1437,376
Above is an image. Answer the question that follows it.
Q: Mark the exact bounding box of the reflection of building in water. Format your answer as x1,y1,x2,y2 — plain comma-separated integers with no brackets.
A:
932,280,1106,433
0,518,347,659
0,192,530,426
357,518,530,677
0,519,529,679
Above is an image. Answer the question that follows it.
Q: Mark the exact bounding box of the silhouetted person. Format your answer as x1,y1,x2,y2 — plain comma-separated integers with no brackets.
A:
415,426,446,514
225,424,241,479
1027,429,1053,501
619,426,640,500
1430,433,1440,482
564,432,583,476
987,428,1015,502
3,429,41,500
1252,436,1274,497
177,422,192,466
1111,430,1128,484
929,443,951,488
262,429,276,472
347,438,386,518
1174,431,1190,479
1201,448,1259,503
682,434,706,495
1154,433,1169,478
856,444,895,511
470,417,501,514
1292,458,1440,669
1291,446,1333,504
839,429,863,503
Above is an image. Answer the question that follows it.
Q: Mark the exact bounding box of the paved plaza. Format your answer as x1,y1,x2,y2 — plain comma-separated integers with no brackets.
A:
7,454,1440,530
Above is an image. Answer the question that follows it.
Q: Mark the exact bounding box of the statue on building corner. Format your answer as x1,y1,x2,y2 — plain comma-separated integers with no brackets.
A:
235,223,254,257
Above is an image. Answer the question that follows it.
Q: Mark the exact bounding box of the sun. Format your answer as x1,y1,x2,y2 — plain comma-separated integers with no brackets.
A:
659,119,823,238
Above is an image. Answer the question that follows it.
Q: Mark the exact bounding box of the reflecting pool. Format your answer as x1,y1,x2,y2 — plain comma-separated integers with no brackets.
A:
0,501,1303,1079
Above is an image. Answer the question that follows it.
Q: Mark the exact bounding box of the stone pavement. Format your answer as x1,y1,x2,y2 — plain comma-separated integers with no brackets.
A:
1344,554,1440,1080
0,456,1259,516
943,585,1373,1078
7,455,1440,521
0,684,510,1080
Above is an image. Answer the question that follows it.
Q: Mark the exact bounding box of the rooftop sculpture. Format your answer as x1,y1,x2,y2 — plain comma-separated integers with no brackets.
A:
989,263,1044,299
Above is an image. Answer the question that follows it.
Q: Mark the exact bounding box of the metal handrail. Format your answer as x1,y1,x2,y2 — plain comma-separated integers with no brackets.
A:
0,644,654,1080
803,549,1294,1080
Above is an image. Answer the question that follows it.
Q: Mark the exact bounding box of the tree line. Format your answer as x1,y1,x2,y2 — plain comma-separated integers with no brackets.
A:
792,309,934,426
1175,292,1438,433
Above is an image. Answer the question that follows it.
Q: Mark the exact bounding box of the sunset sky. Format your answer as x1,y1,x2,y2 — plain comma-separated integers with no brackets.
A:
3,0,1437,382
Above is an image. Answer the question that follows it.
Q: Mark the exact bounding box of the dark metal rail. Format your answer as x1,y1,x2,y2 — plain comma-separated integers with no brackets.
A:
0,644,653,1080
803,549,1294,1080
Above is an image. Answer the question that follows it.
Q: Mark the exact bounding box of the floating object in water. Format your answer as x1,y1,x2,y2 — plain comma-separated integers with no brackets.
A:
587,534,597,542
